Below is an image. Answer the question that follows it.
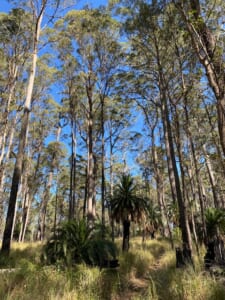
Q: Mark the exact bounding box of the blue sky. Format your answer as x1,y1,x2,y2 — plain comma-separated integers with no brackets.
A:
0,0,108,13
0,0,143,175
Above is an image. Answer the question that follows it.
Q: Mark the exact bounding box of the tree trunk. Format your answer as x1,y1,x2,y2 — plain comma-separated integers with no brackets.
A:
152,144,167,237
204,102,225,178
18,191,30,242
1,5,44,254
38,171,53,241
18,171,29,243
0,64,18,164
162,113,177,204
175,0,225,156
151,20,192,259
161,91,192,253
190,200,200,255
69,119,76,220
38,126,61,240
86,78,95,222
109,124,115,242
101,96,105,238
83,166,88,219
162,192,174,249
184,102,207,243
122,219,130,251
0,114,17,236
2,109,30,253
202,144,220,208
53,172,59,236
92,153,97,220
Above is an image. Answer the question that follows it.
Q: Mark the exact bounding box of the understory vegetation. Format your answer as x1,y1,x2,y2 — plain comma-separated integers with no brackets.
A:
1,0,225,298
1,238,225,300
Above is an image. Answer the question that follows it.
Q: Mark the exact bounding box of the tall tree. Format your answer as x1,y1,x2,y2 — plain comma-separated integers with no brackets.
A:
173,0,225,156
111,174,148,251
115,0,193,255
55,8,124,224
0,8,32,234
1,0,60,254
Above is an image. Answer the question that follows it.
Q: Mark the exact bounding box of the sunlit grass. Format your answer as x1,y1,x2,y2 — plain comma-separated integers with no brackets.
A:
0,238,225,299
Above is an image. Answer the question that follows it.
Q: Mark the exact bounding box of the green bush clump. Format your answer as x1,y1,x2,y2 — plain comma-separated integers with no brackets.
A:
42,219,92,265
84,239,118,267
42,219,118,267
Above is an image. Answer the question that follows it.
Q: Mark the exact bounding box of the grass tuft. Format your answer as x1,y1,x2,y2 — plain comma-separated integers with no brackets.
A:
0,238,225,299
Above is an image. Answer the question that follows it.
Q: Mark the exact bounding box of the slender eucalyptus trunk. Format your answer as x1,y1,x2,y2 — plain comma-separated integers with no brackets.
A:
202,144,220,208
152,23,192,257
0,64,18,162
53,171,59,236
37,126,61,240
83,166,88,219
162,112,177,204
73,119,77,217
152,145,167,236
183,102,207,243
69,119,76,220
161,91,192,253
37,171,53,241
109,125,115,241
0,114,17,235
204,102,225,177
2,108,30,252
101,96,105,238
69,123,74,220
175,0,225,156
1,6,44,254
188,193,200,255
18,190,30,243
19,148,42,242
92,153,97,220
162,191,174,249
86,78,95,222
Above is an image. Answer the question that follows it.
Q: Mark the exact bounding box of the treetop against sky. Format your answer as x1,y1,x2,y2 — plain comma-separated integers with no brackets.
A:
0,0,108,13
0,0,143,174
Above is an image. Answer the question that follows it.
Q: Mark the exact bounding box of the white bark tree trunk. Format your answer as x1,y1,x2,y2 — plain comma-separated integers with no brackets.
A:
1,3,44,254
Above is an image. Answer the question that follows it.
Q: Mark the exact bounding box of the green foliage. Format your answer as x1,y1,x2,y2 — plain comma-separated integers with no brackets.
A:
0,254,15,268
205,208,225,239
111,174,148,222
0,242,42,268
42,219,118,268
0,8,31,42
91,221,112,240
83,239,118,267
1,239,225,299
147,202,162,228
42,219,93,266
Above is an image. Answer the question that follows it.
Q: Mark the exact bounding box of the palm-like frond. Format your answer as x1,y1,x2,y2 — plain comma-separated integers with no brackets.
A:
147,203,162,227
43,219,93,265
111,174,148,222
205,208,225,239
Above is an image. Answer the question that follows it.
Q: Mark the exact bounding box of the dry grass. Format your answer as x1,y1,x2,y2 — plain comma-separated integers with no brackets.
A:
0,238,225,300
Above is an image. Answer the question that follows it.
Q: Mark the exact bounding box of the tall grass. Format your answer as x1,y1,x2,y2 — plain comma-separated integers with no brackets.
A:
0,238,225,299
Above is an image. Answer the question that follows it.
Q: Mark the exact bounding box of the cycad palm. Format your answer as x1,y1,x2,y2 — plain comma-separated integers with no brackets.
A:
205,208,225,240
111,174,148,251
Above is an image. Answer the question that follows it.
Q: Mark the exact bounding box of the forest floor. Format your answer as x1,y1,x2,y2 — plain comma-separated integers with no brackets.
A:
1,238,225,299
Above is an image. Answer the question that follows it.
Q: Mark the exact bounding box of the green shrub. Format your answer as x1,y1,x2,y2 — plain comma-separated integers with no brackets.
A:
205,207,225,239
42,219,93,266
84,239,118,266
91,222,112,240
42,219,118,268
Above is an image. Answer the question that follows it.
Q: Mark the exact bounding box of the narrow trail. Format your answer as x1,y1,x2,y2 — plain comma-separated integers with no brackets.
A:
115,245,168,300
